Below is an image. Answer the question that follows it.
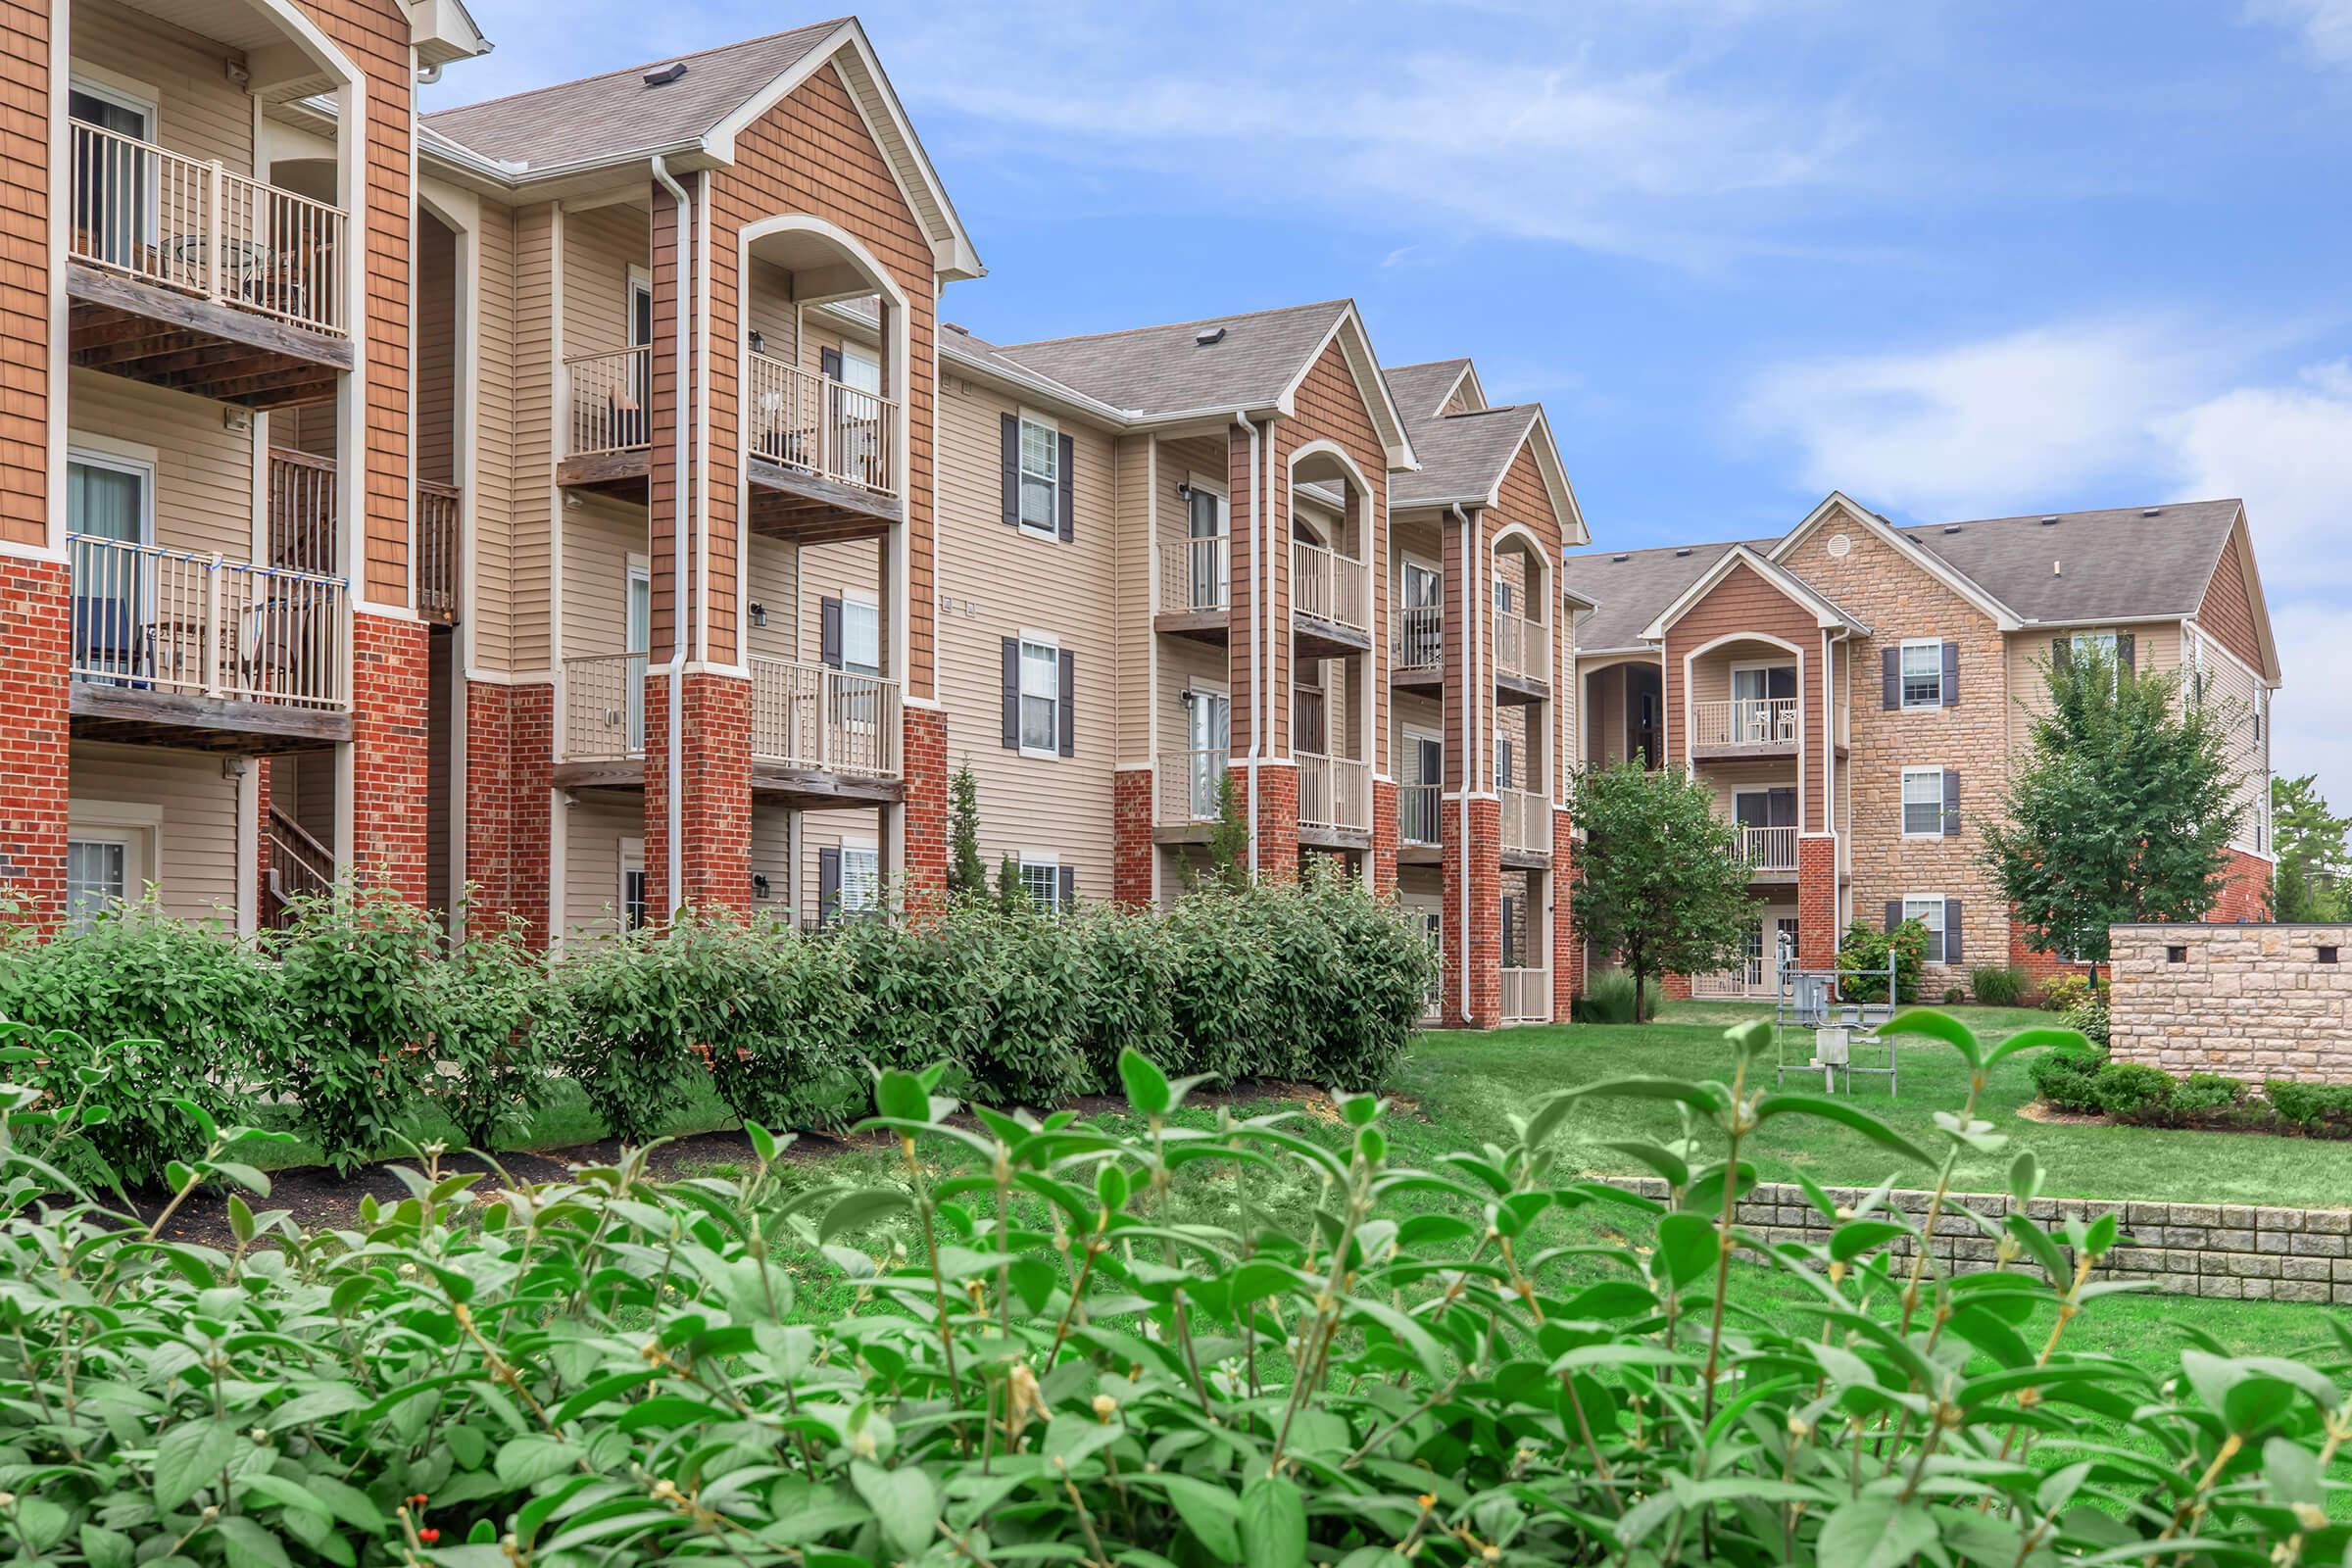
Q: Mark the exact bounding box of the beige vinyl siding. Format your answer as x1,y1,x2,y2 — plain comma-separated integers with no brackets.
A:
69,369,256,560
562,796,637,941
750,802,793,915
560,500,645,659
275,753,332,846
745,535,800,664
1113,433,1153,763
1148,432,1229,770
510,203,556,672
1158,639,1228,775
934,372,1121,896
70,741,241,923
1394,692,1443,777
743,261,799,364
2188,622,2271,857
796,540,879,668
468,198,519,672
562,203,649,361
71,0,254,173
2002,623,2182,764
796,807,885,920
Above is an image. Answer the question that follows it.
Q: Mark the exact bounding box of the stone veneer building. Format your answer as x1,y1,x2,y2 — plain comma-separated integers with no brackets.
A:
1563,493,2279,1000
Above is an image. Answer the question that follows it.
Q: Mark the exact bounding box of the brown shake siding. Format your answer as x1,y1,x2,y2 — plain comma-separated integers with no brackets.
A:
1659,562,1823,830
1282,337,1391,763
2198,518,2263,674
646,178,685,663
1494,439,1569,789
0,4,48,548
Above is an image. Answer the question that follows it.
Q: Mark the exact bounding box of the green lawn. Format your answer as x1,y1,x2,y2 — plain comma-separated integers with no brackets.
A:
1401,999,2352,1208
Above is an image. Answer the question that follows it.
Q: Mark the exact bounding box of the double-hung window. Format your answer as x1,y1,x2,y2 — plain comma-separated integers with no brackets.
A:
840,842,880,916
1017,417,1058,537
1901,767,1944,837
1899,641,1942,707
65,835,131,933
1019,638,1060,755
1019,858,1061,913
841,596,880,677
1903,896,1948,964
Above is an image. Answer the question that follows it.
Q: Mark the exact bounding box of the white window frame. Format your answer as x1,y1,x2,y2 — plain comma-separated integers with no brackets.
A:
626,265,654,349
1016,412,1059,540
1018,854,1061,913
66,441,158,544
617,836,648,934
839,343,881,395
1017,634,1061,759
839,837,880,916
1898,638,1943,708
1903,895,1948,965
65,798,161,934
840,591,880,677
1900,766,1944,839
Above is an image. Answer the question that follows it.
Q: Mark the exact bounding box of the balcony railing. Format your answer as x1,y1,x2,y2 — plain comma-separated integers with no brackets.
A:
1160,534,1228,613
264,806,334,929
1502,787,1550,857
1293,540,1370,635
751,658,901,778
1736,824,1798,873
745,351,899,498
67,533,348,710
1158,748,1230,827
416,480,461,624
1395,606,1443,671
1400,782,1441,847
1494,611,1548,685
1501,966,1551,1025
266,447,334,574
566,346,652,457
562,652,647,761
1298,750,1371,833
70,120,349,336
1694,696,1798,749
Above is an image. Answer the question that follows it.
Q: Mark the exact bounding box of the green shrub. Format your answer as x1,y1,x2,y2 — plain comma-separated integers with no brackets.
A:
2027,1038,2107,1111
1968,964,2029,1006
2040,970,2093,1012
420,906,572,1149
1941,985,1963,1004
697,917,864,1131
2170,1071,2247,1117
1573,967,1656,1024
2063,988,2111,1047
1071,906,1181,1083
562,908,773,1143
2089,1059,2174,1118
1836,917,1927,1003
2265,1078,2352,1131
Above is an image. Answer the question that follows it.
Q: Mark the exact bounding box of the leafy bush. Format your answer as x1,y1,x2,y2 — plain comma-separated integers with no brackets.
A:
1969,964,2029,1005
2064,988,2111,1047
1941,985,1963,1004
2265,1078,2352,1132
1836,916,1927,1003
2040,970,2094,1012
2,1014,2345,1567
2170,1071,2247,1117
1572,966,1656,1024
2027,1037,2107,1111
420,908,572,1148
2089,1059,2175,1117
561,908,776,1143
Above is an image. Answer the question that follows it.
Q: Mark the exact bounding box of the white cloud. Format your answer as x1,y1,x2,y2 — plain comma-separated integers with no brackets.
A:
2161,362,2352,588
2270,602,2352,801
2247,0,2352,67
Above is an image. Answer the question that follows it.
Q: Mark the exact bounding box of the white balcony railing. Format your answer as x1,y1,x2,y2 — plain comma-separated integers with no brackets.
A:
751,659,901,778
562,652,647,761
1298,751,1371,833
566,346,652,458
67,533,349,710
1160,535,1228,613
1501,966,1552,1025
1293,540,1370,635
1495,611,1549,685
1395,606,1443,671
70,120,349,336
745,351,899,498
1399,782,1442,847
1502,788,1551,857
1737,824,1798,873
1158,748,1231,827
1694,697,1798,749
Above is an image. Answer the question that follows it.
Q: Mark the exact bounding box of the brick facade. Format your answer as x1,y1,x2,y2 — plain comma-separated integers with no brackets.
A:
1240,761,1299,884
643,671,753,915
902,704,948,899
1112,767,1153,907
348,612,431,901
1550,808,1577,1017
0,562,68,925
1370,776,1398,896
1797,834,1838,969
2213,848,2273,923
464,681,553,944
1443,795,1501,1026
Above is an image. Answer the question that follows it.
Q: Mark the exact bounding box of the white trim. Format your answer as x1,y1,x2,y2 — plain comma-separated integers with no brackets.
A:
1015,632,1062,760
1014,409,1061,540
1274,305,1417,469
1902,892,1951,966
1896,637,1946,709
618,836,647,933
64,443,158,545
1899,765,1946,839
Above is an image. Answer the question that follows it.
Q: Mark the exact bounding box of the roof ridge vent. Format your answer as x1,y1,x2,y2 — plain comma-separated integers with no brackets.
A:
1195,326,1226,347
1942,524,1961,533
2039,515,2060,526
643,61,688,86
1674,547,1691,557
1610,553,1630,563
2141,506,2162,517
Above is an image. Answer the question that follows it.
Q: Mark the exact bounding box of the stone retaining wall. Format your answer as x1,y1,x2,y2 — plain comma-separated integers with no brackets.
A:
2110,922,2352,1083
1607,1177,2352,1304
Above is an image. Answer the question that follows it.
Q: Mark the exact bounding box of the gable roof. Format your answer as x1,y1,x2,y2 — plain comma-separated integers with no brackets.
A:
1392,405,1540,510
1566,541,1749,653
1639,544,1869,643
1384,359,1477,420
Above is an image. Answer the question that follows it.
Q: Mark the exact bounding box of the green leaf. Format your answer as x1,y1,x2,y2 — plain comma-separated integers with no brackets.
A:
172,1096,220,1145
1652,1211,1720,1290
214,1516,293,1568
1816,1494,1936,1568
80,1525,135,1568
820,1187,911,1242
1152,1475,1241,1562
851,1460,941,1563
1753,1093,1935,1166
154,1418,242,1512
873,1069,931,1126
1830,1219,1911,1262
1238,1474,1306,1568
2264,1435,2321,1507
496,1435,584,1489
1118,1050,1171,1116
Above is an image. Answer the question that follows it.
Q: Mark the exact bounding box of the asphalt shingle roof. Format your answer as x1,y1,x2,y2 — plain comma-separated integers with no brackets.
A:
1391,405,1539,511
993,301,1351,418
1383,359,1471,420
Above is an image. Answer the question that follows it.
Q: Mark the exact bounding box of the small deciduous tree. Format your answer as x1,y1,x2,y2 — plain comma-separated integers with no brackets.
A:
1567,760,1753,1018
1982,644,2244,984
1205,770,1251,892
948,759,988,900
2272,772,2348,921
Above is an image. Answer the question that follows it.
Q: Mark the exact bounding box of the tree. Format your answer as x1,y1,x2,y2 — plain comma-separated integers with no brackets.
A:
1205,771,1251,892
2273,773,2349,920
1981,644,2244,985
995,853,1029,914
1566,760,1753,1019
948,759,988,900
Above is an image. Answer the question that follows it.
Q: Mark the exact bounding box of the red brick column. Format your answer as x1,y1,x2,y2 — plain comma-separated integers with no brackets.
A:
1240,761,1300,884
1371,777,1399,896
0,561,70,928
2210,849,2273,923
1798,833,1838,970
644,670,752,915
349,612,430,902
1443,795,1501,1027
1551,806,1578,1016
464,681,553,945
253,758,273,919
901,704,948,900
1113,766,1154,907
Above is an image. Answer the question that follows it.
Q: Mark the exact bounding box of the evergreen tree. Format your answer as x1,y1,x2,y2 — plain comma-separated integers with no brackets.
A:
1206,771,1251,892
948,760,988,900
1566,761,1753,1020
996,854,1029,914
2272,773,2349,921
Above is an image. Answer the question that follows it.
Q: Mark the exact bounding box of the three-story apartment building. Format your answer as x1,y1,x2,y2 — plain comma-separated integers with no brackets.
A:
1564,492,2279,1001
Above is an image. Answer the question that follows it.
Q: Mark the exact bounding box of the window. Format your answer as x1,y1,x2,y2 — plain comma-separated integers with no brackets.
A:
65,835,131,933
1019,638,1060,754
1019,858,1061,913
69,81,156,270
1903,896,1947,964
2070,631,2118,662
618,838,648,934
841,596,880,677
839,345,881,395
1900,641,1943,707
1495,735,1516,791
1017,416,1058,536
1901,767,1944,837
840,843,880,915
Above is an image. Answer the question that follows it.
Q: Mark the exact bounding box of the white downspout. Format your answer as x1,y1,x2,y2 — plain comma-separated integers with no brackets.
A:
1450,503,1473,1021
1238,411,1262,876
651,156,692,915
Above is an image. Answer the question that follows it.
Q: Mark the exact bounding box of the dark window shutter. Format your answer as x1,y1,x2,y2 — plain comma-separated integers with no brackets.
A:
2117,632,2135,674
1944,899,1963,963
1056,432,1075,542
820,346,843,381
2051,636,2070,670
1941,641,1959,707
817,848,841,927
1000,413,1020,527
1001,638,1019,749
1058,864,1075,908
1942,768,1960,836
1881,646,1898,709
1057,651,1076,758
1884,900,1901,934
820,596,843,669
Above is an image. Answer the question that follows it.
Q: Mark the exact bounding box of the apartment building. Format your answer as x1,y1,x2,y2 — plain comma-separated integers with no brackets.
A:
1563,492,2280,1001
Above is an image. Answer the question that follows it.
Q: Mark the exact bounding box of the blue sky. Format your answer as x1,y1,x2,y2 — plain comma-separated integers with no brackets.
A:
427,0,2352,804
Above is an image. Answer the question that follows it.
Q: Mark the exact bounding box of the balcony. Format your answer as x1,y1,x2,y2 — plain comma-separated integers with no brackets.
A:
1293,539,1371,652
1501,966,1552,1025
557,346,652,494
744,351,905,542
1691,697,1799,760
1400,782,1442,850
416,481,462,625
1394,606,1443,689
1298,750,1371,841
1156,534,1229,641
749,658,904,805
266,447,334,573
1502,787,1551,862
66,532,350,752
560,652,648,772
1494,611,1549,701
1735,824,1799,877
1155,748,1230,838
67,122,352,407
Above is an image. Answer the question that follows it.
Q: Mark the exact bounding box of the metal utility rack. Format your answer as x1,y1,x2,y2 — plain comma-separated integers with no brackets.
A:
1772,934,1899,1096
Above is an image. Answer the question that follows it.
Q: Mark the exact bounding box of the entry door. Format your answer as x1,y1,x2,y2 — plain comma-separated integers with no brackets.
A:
1188,487,1224,610
1187,690,1229,819
1405,733,1442,844
1399,561,1441,666
70,88,152,270
626,274,655,439
624,566,652,753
